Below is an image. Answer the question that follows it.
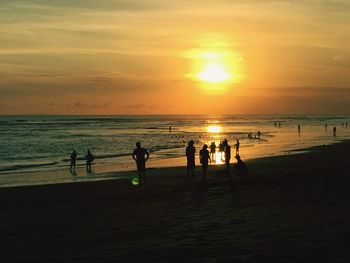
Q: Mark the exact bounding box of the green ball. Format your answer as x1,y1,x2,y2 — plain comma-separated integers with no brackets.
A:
131,177,139,186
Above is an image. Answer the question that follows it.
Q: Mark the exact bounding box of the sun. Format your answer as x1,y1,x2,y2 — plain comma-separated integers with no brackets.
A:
198,62,231,83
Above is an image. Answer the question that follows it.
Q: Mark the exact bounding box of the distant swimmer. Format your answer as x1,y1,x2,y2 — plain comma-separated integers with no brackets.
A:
298,125,301,134
257,130,261,138
333,126,337,136
233,155,248,176
210,142,216,163
70,150,77,173
199,144,210,181
132,142,150,184
86,149,94,173
186,140,196,176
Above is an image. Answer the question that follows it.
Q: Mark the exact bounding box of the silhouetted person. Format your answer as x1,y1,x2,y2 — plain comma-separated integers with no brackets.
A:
274,122,276,128
325,123,328,131
257,130,261,138
210,142,216,163
70,150,77,173
132,142,150,184
86,149,94,173
234,139,240,155
248,133,252,139
186,140,196,176
233,155,248,176
298,125,301,134
333,126,337,136
342,122,344,128
346,122,348,128
169,126,172,133
278,122,281,127
199,144,210,181
223,139,231,171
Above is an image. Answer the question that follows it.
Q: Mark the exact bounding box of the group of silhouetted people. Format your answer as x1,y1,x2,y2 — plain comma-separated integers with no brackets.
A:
186,139,247,181
69,149,94,174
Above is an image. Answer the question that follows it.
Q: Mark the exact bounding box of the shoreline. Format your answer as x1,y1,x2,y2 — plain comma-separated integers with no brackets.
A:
0,139,345,189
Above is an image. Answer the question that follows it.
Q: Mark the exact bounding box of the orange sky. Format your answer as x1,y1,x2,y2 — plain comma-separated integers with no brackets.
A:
1,0,350,115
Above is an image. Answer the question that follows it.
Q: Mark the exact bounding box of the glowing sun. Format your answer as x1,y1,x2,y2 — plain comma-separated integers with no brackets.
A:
198,63,231,83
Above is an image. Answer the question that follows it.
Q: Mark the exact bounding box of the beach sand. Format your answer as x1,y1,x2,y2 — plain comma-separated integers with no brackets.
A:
1,141,350,262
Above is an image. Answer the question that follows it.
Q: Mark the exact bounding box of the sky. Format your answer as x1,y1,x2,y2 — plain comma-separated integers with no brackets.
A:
1,0,350,115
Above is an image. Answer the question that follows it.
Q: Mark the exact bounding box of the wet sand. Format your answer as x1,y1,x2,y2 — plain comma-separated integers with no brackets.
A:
1,141,350,262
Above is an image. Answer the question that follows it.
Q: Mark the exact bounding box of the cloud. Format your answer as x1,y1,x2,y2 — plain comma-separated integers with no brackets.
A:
72,102,111,109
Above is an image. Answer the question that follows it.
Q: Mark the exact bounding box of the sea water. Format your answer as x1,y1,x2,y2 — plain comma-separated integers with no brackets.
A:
0,115,349,187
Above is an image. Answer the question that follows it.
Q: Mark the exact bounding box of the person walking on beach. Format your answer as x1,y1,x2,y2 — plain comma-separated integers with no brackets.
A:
210,142,216,163
234,139,240,155
325,123,328,131
86,149,94,173
70,150,77,173
186,140,196,176
333,126,337,136
199,144,210,181
298,125,301,134
132,142,150,184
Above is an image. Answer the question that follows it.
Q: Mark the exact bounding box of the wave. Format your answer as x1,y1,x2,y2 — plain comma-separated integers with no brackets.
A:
0,161,58,172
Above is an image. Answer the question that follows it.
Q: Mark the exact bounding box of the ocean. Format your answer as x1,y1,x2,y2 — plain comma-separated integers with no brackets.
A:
0,115,349,187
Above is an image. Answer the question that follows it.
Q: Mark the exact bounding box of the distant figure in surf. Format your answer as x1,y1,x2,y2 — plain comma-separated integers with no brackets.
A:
210,142,216,163
86,149,94,173
257,130,261,138
346,122,348,128
298,125,301,134
132,142,150,184
234,139,240,155
169,126,172,133
186,140,196,176
199,144,210,181
333,126,337,136
325,123,328,131
248,133,253,139
70,150,77,173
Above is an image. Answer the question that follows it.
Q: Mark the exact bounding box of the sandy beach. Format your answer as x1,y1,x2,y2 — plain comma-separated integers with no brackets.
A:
1,141,350,262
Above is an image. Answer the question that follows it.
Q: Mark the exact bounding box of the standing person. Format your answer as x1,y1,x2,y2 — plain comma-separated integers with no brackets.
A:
210,142,216,163
86,149,94,173
199,144,210,181
333,126,337,136
346,122,348,128
186,140,196,176
132,142,150,184
70,150,77,173
234,139,240,155
298,125,301,134
325,123,328,131
223,139,231,171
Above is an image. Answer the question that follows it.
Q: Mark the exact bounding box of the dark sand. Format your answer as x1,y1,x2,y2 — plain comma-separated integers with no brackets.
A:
1,141,350,262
